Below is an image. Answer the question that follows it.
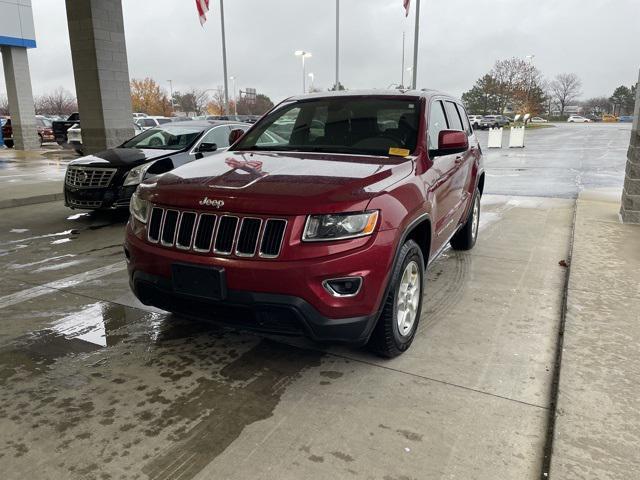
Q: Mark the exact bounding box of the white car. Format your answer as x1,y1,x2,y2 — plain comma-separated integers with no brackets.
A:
132,112,148,119
68,122,143,154
468,115,483,129
567,115,591,123
530,117,548,123
136,116,173,131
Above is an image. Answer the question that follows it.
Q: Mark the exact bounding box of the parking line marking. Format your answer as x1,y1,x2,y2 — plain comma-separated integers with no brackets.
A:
0,261,126,310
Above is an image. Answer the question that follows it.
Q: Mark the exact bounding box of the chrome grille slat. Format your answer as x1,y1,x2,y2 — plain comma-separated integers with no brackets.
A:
146,206,285,258
193,214,216,252
65,166,116,188
214,216,239,255
176,212,197,250
235,218,262,257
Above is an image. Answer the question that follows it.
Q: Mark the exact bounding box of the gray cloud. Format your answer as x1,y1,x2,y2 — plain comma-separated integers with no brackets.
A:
2,0,639,104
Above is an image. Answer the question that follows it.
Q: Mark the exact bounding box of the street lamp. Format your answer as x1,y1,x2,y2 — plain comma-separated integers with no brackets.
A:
308,72,315,92
230,75,237,115
295,50,312,93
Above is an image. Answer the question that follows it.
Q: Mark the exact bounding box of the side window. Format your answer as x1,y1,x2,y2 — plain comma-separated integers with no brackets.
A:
444,101,463,131
427,101,448,151
200,126,231,148
456,104,473,135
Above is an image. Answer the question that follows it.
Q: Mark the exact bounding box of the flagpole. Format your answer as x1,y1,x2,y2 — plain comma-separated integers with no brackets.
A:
411,0,420,89
220,0,230,114
335,0,340,90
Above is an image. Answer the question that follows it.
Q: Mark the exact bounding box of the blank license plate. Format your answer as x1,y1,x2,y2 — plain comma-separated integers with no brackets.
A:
171,263,226,301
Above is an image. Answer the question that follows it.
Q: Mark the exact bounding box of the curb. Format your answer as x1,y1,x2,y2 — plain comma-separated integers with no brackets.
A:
0,192,65,210
540,198,578,479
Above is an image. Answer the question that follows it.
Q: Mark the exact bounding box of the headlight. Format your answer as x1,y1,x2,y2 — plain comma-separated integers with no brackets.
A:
123,162,153,186
129,191,149,224
302,211,379,242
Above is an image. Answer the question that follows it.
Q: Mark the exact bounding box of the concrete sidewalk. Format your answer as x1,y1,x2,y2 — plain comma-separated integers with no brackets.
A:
0,147,76,209
550,188,640,479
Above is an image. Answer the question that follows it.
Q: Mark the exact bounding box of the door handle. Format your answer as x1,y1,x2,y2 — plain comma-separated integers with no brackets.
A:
454,156,463,165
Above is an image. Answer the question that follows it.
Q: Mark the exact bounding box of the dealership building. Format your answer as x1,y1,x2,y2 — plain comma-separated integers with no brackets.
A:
1,0,39,149
1,0,134,152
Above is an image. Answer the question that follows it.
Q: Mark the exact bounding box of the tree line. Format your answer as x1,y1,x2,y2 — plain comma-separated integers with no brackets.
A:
1,80,275,118
129,77,274,117
462,58,637,117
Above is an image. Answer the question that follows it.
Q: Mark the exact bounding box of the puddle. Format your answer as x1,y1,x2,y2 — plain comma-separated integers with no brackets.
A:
51,238,72,245
33,259,86,273
67,213,90,221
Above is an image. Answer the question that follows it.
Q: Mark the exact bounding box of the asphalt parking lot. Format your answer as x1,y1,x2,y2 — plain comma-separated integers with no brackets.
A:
0,123,632,479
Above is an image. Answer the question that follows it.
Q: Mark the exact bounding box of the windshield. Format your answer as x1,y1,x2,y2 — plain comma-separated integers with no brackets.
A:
234,97,420,156
121,124,205,150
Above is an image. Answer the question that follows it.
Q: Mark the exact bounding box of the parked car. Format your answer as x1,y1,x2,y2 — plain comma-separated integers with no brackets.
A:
36,116,56,144
0,116,54,147
585,114,602,122
468,115,483,128
136,116,173,131
64,120,250,210
567,115,591,123
478,115,510,129
52,112,81,147
529,117,548,123
601,114,618,123
619,115,634,123
125,90,484,357
68,122,143,155
132,112,148,119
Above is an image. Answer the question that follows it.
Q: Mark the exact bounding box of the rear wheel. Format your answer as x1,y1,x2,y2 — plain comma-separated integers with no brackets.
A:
368,239,424,358
450,188,480,251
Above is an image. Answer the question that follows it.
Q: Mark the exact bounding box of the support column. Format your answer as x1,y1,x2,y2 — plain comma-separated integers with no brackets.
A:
1,46,39,149
65,0,133,154
620,68,640,224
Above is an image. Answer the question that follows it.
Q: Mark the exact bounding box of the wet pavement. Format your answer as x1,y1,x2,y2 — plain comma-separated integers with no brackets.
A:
477,123,631,198
0,123,631,479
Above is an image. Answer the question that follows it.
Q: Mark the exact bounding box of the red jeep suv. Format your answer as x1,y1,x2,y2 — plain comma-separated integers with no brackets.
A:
125,90,484,357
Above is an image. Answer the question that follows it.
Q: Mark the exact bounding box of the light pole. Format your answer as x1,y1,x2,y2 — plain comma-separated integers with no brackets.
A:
230,75,237,115
308,73,315,92
167,79,174,113
295,50,312,94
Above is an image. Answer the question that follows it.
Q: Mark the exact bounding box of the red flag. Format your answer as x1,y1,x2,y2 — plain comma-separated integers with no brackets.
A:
196,0,210,26
404,0,410,16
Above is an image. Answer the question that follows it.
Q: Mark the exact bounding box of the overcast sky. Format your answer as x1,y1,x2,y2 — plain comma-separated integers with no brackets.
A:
1,0,639,104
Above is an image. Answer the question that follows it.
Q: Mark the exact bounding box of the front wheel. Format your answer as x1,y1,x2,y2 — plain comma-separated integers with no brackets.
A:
450,188,480,251
368,239,425,358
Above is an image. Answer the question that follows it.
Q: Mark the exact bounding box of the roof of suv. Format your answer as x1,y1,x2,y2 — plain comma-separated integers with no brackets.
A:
285,88,449,102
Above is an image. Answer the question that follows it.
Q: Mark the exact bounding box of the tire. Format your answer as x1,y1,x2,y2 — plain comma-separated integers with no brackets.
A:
450,188,481,251
5,140,14,148
368,239,425,358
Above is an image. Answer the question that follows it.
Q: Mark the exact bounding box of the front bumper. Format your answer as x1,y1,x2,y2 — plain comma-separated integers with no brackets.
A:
130,270,377,344
124,223,398,343
64,184,137,209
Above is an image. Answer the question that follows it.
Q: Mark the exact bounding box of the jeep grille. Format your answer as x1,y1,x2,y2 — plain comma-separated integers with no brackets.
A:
147,206,287,259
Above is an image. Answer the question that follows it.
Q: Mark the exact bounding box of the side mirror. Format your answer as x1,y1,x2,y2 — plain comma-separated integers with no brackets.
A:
228,128,245,145
198,142,218,153
434,130,468,156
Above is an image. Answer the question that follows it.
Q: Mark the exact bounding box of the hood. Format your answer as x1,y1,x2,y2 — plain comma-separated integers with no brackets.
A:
69,148,176,168
143,151,414,215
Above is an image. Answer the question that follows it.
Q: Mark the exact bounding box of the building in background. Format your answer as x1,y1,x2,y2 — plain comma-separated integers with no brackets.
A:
0,0,39,149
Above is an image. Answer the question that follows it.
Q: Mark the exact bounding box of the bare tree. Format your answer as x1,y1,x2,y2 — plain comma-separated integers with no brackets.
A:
37,87,78,116
206,87,227,115
550,73,582,115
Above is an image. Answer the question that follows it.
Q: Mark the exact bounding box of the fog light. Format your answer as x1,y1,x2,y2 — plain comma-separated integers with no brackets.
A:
322,277,362,297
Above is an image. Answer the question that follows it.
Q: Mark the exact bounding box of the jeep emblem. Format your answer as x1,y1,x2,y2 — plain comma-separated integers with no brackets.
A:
199,197,225,209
